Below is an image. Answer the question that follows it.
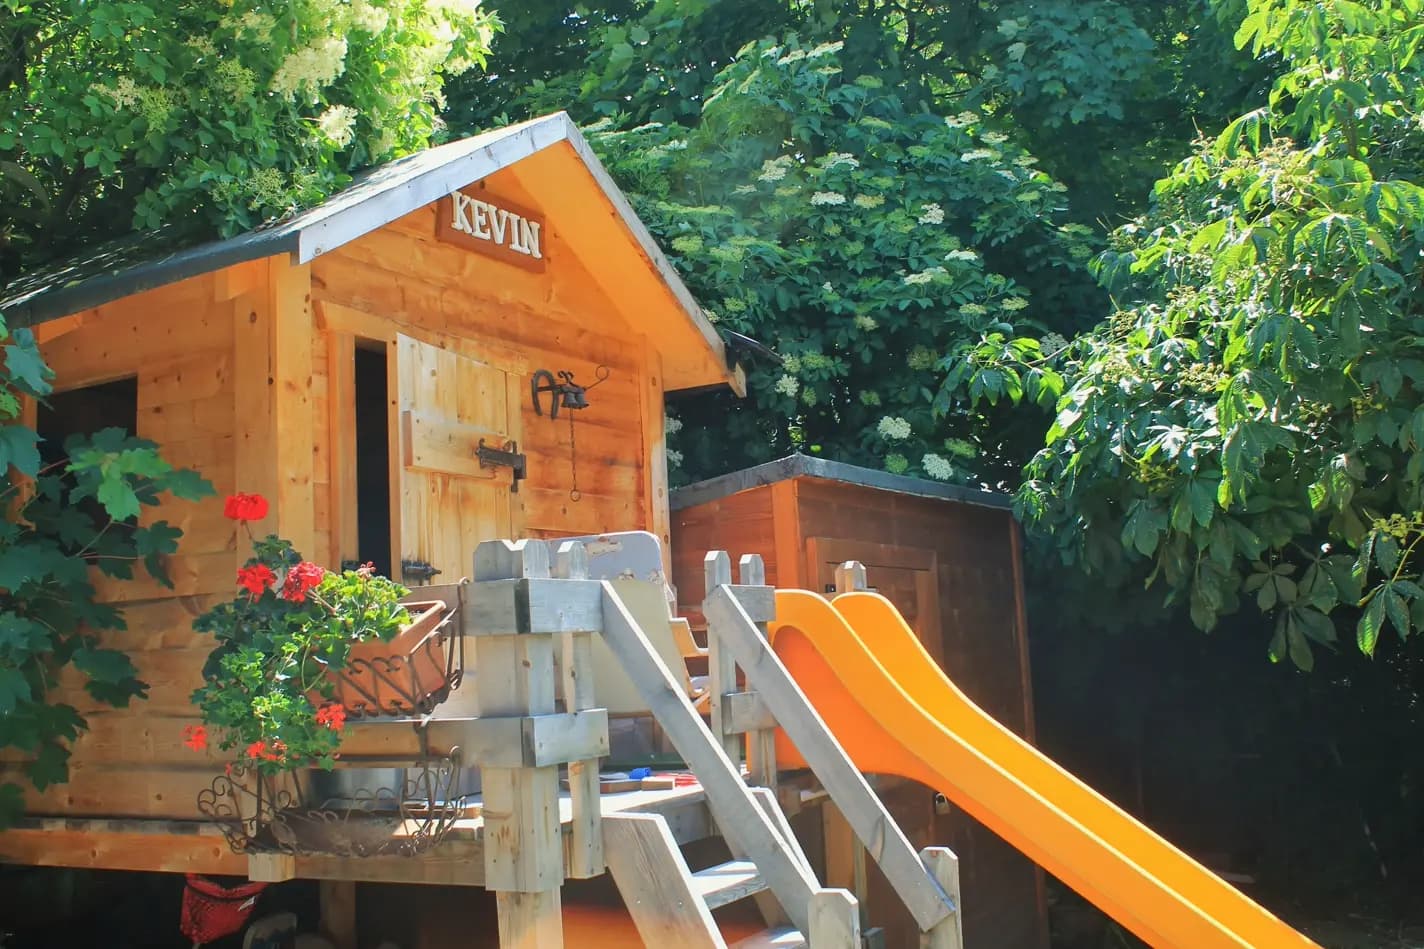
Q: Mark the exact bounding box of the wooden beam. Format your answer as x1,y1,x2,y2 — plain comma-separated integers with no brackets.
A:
704,552,741,763
920,847,965,949
604,813,726,949
823,803,870,930
737,555,778,794
811,889,862,949
722,690,776,735
319,880,358,949
248,852,296,882
641,343,673,578
472,540,565,949
270,256,315,555
555,541,605,880
463,577,604,636
327,331,359,567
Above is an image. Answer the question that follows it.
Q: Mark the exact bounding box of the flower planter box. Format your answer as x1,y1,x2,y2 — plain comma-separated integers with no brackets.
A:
309,590,463,718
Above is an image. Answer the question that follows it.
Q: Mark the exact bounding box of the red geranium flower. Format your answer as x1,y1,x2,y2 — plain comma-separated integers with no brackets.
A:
182,724,207,752
314,703,346,732
223,493,269,522
245,740,267,760
280,561,325,603
237,564,276,598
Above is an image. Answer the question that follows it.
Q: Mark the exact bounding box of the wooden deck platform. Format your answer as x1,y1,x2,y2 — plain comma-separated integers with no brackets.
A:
0,784,714,886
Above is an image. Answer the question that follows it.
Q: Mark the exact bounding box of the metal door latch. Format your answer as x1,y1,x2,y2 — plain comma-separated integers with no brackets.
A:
476,438,527,493
401,559,442,584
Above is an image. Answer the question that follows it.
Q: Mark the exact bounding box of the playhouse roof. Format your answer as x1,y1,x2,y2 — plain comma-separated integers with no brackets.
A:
670,453,1012,512
0,112,740,392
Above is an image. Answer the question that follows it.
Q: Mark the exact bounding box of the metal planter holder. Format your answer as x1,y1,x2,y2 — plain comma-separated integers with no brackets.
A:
196,751,464,858
316,582,466,720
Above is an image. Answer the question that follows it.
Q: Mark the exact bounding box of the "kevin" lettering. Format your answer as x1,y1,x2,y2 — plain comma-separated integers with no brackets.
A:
448,192,543,260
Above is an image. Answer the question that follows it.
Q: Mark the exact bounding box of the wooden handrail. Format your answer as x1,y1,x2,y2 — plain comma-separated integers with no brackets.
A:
703,581,958,934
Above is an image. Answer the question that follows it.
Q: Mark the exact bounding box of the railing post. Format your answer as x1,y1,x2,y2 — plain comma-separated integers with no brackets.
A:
738,553,778,793
555,540,604,879
920,847,964,949
811,888,863,949
704,551,741,765
834,561,868,594
473,539,565,949
828,560,872,927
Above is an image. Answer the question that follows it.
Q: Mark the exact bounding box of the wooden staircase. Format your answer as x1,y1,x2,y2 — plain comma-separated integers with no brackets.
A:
463,537,962,948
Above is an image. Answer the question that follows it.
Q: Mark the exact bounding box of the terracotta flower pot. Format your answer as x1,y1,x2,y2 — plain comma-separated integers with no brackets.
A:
311,601,452,717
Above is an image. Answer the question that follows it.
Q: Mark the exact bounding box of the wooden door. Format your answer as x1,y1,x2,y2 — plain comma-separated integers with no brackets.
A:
392,334,521,582
805,536,943,664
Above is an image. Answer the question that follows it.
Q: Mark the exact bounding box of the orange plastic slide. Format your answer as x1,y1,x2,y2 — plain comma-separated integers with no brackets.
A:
769,589,1319,949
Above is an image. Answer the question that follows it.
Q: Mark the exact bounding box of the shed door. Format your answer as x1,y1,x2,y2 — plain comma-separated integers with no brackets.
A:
804,536,943,666
392,334,521,583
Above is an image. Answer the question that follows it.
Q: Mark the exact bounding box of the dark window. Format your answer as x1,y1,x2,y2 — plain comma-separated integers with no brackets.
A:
36,377,139,470
354,345,392,577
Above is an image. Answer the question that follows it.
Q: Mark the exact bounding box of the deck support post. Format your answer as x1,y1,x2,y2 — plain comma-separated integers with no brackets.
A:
473,540,566,949
738,554,779,794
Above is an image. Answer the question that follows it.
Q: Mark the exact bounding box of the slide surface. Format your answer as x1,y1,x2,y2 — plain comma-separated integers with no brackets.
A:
768,589,1318,949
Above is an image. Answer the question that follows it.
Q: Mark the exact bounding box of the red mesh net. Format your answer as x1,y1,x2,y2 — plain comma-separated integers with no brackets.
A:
179,874,267,945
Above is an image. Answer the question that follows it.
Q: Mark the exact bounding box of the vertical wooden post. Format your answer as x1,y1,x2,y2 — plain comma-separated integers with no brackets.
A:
830,559,872,928
704,551,740,764
919,847,964,949
739,554,777,793
473,539,564,949
834,561,868,595
822,803,870,929
319,880,357,949
555,540,604,879
811,888,863,949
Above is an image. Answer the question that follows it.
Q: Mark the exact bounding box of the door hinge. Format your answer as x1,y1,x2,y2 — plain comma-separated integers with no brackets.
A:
476,438,527,493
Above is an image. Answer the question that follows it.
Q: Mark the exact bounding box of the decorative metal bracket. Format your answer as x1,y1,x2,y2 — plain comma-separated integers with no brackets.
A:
476,438,527,493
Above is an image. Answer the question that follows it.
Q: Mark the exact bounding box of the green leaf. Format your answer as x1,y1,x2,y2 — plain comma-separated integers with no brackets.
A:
1296,608,1338,644
0,425,41,478
1359,594,1386,655
1286,617,1314,671
1385,587,1411,639
28,742,69,790
0,667,32,714
72,647,137,684
96,474,140,521
4,329,53,397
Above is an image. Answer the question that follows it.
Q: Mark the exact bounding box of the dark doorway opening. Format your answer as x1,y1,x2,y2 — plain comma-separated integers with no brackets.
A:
354,345,392,578
36,377,139,469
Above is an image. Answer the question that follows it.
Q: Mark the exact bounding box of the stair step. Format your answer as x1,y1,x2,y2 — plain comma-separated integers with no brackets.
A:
729,926,806,949
690,859,768,909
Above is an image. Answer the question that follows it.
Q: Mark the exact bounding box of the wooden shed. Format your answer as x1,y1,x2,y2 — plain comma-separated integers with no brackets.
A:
670,454,1048,949
0,110,736,844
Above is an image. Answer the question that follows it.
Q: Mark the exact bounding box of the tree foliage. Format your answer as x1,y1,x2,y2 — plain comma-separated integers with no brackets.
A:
0,0,498,283
587,35,1093,483
963,0,1424,666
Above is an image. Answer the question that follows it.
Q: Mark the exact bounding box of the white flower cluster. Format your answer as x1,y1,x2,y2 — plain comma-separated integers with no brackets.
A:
922,453,954,481
982,131,1009,146
774,374,800,398
271,37,348,101
853,193,884,209
918,203,945,225
945,110,980,129
1001,296,1029,311
903,266,947,286
734,184,757,194
350,0,390,33
959,302,988,317
961,149,999,163
810,191,847,206
94,77,141,109
316,105,358,148
945,249,978,263
758,156,793,182
877,416,912,441
666,449,684,467
823,152,860,169
1040,332,1068,353
854,314,878,331
665,414,684,436
822,281,835,293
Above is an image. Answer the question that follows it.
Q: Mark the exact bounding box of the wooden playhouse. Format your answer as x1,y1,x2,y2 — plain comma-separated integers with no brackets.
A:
0,111,1034,949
